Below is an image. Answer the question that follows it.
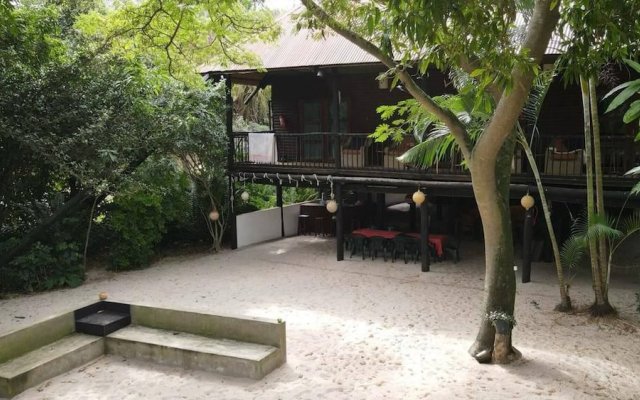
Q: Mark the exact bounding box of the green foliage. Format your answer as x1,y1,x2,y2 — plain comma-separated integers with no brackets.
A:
371,70,492,170
559,1,640,82
0,241,83,292
486,311,517,327
239,184,317,211
76,0,279,83
108,158,191,270
604,59,640,125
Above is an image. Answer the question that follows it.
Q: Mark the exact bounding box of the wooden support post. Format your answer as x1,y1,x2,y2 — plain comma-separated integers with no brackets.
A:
409,201,416,231
225,76,237,250
329,71,341,169
522,207,533,283
228,176,237,250
376,193,385,228
336,182,344,261
276,183,284,237
420,202,430,272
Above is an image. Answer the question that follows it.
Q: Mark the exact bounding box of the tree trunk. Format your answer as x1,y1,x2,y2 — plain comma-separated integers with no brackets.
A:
580,77,614,315
588,77,611,302
518,132,571,311
468,136,519,364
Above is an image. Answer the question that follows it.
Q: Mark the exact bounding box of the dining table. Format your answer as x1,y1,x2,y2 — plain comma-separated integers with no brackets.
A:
352,229,447,258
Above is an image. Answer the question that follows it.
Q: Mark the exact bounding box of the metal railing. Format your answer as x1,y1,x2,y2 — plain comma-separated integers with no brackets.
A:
232,132,638,178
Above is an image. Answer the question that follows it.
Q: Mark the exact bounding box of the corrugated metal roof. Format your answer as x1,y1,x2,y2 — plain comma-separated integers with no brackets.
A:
202,12,564,75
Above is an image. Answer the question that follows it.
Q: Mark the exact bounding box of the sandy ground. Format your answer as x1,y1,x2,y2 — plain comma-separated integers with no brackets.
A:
1,236,639,400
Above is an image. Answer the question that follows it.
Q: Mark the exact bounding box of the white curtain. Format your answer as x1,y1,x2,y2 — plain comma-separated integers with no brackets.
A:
248,132,276,163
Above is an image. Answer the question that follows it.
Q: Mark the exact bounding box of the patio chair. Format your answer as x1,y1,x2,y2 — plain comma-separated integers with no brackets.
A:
369,236,391,261
391,234,421,264
349,235,368,260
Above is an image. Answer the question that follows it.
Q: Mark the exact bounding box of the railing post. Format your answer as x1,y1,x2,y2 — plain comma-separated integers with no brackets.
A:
225,76,237,250
420,201,430,272
334,133,341,169
336,182,344,261
522,207,533,283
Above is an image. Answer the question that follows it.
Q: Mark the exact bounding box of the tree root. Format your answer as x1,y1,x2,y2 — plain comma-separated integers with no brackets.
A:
554,296,573,312
589,301,616,317
469,338,521,364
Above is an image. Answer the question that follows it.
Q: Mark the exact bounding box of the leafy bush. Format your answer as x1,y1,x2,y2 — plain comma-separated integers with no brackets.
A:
0,241,84,292
107,158,191,270
238,183,318,213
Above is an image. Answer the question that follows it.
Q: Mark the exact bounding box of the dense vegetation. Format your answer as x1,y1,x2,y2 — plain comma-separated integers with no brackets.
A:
0,0,276,293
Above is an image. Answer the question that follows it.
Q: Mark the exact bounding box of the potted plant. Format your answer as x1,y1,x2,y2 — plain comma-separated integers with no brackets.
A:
486,311,517,334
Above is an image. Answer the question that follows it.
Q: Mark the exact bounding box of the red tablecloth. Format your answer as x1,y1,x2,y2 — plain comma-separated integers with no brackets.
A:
352,228,401,240
406,233,447,257
352,229,448,257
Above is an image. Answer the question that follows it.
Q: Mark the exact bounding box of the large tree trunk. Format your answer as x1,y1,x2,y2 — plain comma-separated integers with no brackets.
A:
468,136,519,364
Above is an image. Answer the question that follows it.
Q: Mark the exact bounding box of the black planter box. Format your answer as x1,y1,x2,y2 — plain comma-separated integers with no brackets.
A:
74,301,131,336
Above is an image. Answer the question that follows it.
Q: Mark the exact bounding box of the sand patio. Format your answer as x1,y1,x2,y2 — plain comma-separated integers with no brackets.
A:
0,236,639,400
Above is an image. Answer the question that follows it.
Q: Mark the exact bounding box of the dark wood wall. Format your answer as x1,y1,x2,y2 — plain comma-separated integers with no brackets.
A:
268,65,595,144
269,66,451,134
537,77,583,137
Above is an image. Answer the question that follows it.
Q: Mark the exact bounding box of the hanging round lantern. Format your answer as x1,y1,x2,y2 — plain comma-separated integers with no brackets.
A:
520,193,535,210
412,189,426,206
209,209,220,221
240,191,250,202
326,199,338,214
98,291,108,301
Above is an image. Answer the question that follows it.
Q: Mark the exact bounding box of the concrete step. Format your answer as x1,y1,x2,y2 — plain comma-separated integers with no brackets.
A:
0,333,104,398
106,325,281,379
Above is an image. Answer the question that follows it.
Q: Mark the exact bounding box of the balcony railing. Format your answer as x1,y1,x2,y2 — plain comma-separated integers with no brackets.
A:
232,132,639,180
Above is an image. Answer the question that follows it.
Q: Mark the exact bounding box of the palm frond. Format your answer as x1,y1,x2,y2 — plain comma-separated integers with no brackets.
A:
521,69,555,145
631,181,640,196
619,211,640,237
625,165,640,176
398,131,456,168
586,213,623,242
560,234,586,271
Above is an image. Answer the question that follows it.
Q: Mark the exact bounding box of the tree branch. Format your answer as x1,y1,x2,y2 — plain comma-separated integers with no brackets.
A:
300,0,472,160
473,0,559,163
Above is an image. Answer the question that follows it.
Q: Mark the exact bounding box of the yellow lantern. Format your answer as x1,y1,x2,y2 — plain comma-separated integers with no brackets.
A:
326,199,338,213
209,210,220,221
241,191,250,202
521,193,535,210
412,190,426,206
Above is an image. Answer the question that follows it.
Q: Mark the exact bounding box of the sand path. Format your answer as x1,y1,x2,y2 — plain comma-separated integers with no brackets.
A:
1,236,639,399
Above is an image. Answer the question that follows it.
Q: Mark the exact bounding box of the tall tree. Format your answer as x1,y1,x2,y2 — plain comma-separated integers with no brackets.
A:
299,0,559,363
559,0,640,315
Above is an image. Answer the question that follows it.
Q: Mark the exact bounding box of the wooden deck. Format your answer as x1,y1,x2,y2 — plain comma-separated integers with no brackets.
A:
232,132,639,192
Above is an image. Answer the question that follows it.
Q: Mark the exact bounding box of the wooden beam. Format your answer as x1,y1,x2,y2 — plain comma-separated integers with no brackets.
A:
276,182,284,237
521,207,534,283
420,201,430,272
336,182,344,261
225,76,238,250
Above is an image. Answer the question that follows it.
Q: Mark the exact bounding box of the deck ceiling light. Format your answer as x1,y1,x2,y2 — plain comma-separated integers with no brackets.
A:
209,209,220,221
326,176,338,213
378,76,389,90
326,199,338,213
412,189,426,206
316,69,324,78
521,193,535,210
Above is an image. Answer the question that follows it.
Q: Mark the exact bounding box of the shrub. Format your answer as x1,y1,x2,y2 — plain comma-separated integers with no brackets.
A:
0,241,84,292
107,158,191,270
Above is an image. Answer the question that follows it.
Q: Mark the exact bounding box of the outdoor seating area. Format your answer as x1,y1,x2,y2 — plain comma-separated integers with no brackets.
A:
346,228,458,264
